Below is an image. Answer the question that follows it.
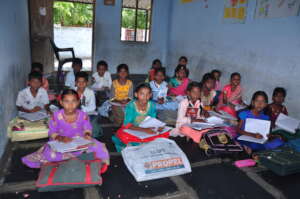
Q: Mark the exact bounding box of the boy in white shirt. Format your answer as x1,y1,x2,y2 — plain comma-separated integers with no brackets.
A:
75,71,96,114
16,71,50,114
91,60,112,91
75,71,102,138
65,58,83,88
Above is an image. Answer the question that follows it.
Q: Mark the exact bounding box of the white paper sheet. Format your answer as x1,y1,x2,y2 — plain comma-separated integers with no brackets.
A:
275,113,300,134
139,116,166,128
48,137,92,153
124,126,172,140
18,111,48,122
237,118,270,144
206,116,224,124
208,111,237,121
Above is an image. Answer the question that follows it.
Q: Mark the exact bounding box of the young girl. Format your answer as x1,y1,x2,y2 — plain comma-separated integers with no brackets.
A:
266,87,288,128
150,68,177,111
168,65,190,97
91,60,112,91
113,84,157,151
178,56,188,67
146,59,162,82
217,72,245,117
237,91,284,153
172,82,208,143
200,73,216,111
110,64,133,126
22,89,109,168
211,69,222,92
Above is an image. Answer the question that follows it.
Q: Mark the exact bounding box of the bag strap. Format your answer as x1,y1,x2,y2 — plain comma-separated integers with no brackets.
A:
85,162,92,183
47,167,58,185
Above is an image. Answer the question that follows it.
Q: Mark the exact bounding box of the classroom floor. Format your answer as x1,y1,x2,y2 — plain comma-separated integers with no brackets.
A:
1,74,299,199
1,121,300,199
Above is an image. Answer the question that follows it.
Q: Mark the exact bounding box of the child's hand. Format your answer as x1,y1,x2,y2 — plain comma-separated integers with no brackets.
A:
56,136,73,143
203,110,209,118
31,106,42,113
143,128,156,134
254,133,263,139
84,133,92,140
157,127,164,132
157,98,164,104
192,119,206,123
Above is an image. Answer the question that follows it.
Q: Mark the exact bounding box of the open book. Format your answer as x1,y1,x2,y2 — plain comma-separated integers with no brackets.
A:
48,137,92,153
208,111,237,121
238,118,271,144
123,126,172,140
18,111,48,122
275,113,300,134
139,116,166,128
188,122,222,131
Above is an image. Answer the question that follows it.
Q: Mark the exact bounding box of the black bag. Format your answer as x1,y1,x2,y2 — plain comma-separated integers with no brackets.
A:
258,147,300,176
199,128,243,156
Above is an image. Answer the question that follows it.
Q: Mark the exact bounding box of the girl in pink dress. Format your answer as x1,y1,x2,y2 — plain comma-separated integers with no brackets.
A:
22,89,109,169
217,72,245,117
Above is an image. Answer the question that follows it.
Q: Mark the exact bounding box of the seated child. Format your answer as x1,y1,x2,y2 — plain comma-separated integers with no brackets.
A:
110,64,133,125
266,87,288,128
237,91,284,153
113,83,159,151
65,58,82,89
149,68,177,111
75,72,96,114
75,72,102,138
168,65,190,97
22,89,109,169
217,72,246,117
17,71,50,114
172,82,209,143
200,73,216,111
31,63,49,91
178,56,188,67
91,60,112,91
146,59,162,82
211,69,222,104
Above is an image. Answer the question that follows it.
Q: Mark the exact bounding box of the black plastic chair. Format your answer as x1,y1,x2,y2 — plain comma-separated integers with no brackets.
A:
49,38,76,88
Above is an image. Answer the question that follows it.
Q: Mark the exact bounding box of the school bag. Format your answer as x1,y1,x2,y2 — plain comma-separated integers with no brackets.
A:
199,128,243,156
36,153,104,192
257,147,300,176
288,138,300,152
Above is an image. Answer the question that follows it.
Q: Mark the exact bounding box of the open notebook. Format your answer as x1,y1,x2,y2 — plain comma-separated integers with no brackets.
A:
208,111,237,121
238,118,271,144
48,137,92,153
275,113,300,134
139,116,166,128
123,126,172,140
18,111,48,122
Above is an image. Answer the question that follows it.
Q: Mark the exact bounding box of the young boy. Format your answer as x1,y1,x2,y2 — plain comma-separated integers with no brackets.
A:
17,71,50,114
31,62,49,91
267,87,288,128
75,71,96,114
75,71,102,138
65,58,83,88
91,60,112,91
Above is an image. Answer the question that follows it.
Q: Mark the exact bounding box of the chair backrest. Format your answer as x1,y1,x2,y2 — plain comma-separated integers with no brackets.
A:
49,38,60,61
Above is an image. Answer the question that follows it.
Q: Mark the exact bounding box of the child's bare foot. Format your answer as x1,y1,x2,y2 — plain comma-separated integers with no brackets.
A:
252,153,259,161
244,146,252,155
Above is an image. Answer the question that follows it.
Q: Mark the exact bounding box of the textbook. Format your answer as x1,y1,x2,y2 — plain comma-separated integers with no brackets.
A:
48,137,92,153
139,116,166,128
275,113,300,134
18,111,48,122
238,118,271,144
124,126,172,140
208,110,237,121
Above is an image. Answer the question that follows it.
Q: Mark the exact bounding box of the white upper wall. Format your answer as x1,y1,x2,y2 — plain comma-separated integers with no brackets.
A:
167,0,300,117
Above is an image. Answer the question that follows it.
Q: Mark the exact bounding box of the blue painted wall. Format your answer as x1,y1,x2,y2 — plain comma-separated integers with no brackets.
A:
167,0,300,117
0,0,31,157
93,0,172,73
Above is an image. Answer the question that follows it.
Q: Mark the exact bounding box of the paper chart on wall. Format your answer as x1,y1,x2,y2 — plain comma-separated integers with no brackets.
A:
223,0,248,24
255,0,300,19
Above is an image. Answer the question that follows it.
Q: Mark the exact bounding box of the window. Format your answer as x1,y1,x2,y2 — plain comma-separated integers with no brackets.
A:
121,0,152,42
